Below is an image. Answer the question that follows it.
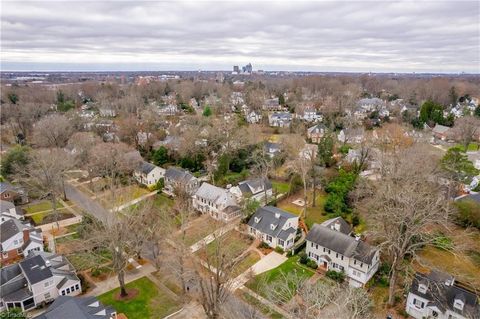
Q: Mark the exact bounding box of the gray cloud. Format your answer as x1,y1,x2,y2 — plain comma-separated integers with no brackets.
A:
1,1,479,72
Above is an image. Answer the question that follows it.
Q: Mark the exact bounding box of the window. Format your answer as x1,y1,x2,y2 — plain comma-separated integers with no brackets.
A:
266,235,272,242
413,298,424,309
341,256,344,260
418,284,427,294
323,247,326,252
66,288,71,294
315,244,318,249
44,281,50,287
61,290,66,296
336,253,338,258
354,260,357,265
44,292,51,300
278,239,285,247
328,249,331,254
432,310,438,317
75,284,80,290
14,240,18,245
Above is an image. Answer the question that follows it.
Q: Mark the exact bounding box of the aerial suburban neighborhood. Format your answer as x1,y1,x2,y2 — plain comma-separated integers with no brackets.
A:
0,1,479,319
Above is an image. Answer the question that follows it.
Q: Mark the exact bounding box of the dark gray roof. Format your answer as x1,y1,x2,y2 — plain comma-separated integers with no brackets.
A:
2,286,32,302
306,223,377,264
247,206,297,239
0,263,29,301
19,255,53,285
238,178,272,196
0,182,15,193
1,218,23,242
165,167,195,183
138,161,157,174
409,271,480,318
34,296,117,319
320,217,352,235
270,112,292,120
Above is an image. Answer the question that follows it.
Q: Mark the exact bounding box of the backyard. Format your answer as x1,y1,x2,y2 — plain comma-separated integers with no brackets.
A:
180,215,222,246
98,277,181,319
277,191,329,229
197,230,253,266
96,185,151,209
246,255,315,299
23,200,77,225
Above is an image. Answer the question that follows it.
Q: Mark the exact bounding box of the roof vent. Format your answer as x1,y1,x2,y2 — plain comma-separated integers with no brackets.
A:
275,213,280,219
334,222,341,231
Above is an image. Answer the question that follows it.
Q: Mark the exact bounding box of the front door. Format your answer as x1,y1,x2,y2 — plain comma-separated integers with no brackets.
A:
323,261,327,268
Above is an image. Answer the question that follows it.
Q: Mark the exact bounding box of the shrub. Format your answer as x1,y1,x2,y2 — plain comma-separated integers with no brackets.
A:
91,267,101,277
351,214,360,227
306,259,318,269
455,200,480,229
286,250,294,257
274,246,284,254
299,251,308,264
326,270,345,282
258,242,270,249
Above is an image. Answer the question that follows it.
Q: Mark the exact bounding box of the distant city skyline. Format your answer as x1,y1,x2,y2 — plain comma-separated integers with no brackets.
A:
1,1,479,73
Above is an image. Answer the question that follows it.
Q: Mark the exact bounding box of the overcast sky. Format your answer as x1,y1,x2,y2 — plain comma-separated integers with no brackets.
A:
1,1,479,73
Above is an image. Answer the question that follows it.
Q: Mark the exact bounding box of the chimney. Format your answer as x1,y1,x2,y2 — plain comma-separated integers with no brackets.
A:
23,229,30,243
334,222,341,232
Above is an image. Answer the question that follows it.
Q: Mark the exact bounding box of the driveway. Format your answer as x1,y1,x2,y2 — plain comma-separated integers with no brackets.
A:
65,182,110,222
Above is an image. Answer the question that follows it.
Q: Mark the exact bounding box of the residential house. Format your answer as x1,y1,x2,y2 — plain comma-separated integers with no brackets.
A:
405,270,480,319
164,167,199,196
1,200,25,221
0,252,81,312
0,182,28,205
305,217,380,287
230,178,273,204
192,183,241,222
307,124,327,143
246,110,262,124
432,124,453,141
98,108,116,117
263,98,282,111
247,206,298,250
134,161,165,187
296,106,322,122
264,142,281,158
33,296,117,319
268,112,292,127
1,217,43,265
467,151,480,169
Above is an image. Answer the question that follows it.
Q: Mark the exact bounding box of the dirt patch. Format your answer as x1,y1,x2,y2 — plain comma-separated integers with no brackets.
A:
114,288,139,301
40,212,75,225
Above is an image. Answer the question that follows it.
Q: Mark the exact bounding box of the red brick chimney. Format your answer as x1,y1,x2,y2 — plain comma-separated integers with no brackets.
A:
23,229,30,243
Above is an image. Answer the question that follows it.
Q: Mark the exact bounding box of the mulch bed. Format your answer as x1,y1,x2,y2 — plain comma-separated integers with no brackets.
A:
114,288,139,301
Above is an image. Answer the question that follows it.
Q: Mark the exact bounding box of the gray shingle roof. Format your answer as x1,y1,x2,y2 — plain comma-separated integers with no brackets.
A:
306,222,377,264
238,178,272,196
247,206,298,239
0,218,23,242
0,200,15,213
320,217,352,235
165,167,195,183
19,255,53,285
34,296,117,319
138,161,157,174
409,271,480,318
195,183,238,207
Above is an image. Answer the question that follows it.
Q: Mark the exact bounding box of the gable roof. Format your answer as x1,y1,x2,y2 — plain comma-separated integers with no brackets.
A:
238,178,272,196
409,271,480,318
306,222,377,264
34,296,117,319
0,218,24,242
433,124,451,134
137,161,159,175
307,124,327,135
19,254,53,285
0,182,17,194
270,112,292,120
0,200,15,213
320,217,352,235
194,183,237,207
247,206,298,240
165,167,195,183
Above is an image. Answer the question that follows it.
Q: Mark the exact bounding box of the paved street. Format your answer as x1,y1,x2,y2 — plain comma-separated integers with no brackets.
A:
65,182,110,222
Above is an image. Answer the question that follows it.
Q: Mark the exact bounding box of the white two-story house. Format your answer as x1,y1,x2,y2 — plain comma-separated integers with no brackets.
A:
247,206,298,250
1,217,43,265
134,161,165,187
306,217,380,287
192,183,241,222
406,270,480,319
164,167,199,196
0,251,81,312
268,112,292,128
230,178,273,205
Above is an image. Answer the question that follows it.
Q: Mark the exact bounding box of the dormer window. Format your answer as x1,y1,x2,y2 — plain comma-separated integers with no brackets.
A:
418,284,427,294
270,224,277,230
254,217,261,223
275,213,280,219
453,299,464,311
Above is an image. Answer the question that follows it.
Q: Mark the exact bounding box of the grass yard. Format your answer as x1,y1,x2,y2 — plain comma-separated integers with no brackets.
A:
98,277,181,319
182,216,221,246
239,291,284,319
416,247,480,288
456,142,480,152
24,200,65,214
199,230,252,265
98,185,150,209
271,180,291,195
152,193,174,208
233,251,261,277
66,249,112,271
277,191,329,229
246,255,314,299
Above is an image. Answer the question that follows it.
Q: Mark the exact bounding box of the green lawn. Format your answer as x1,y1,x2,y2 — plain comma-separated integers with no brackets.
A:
66,249,112,271
24,200,65,214
271,180,291,194
456,142,480,152
277,192,330,229
98,277,181,319
153,193,174,208
246,256,314,299
199,231,252,266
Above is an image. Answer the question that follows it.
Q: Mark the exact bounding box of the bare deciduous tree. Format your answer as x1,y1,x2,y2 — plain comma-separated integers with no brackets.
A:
453,116,480,151
357,145,452,305
33,113,73,148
